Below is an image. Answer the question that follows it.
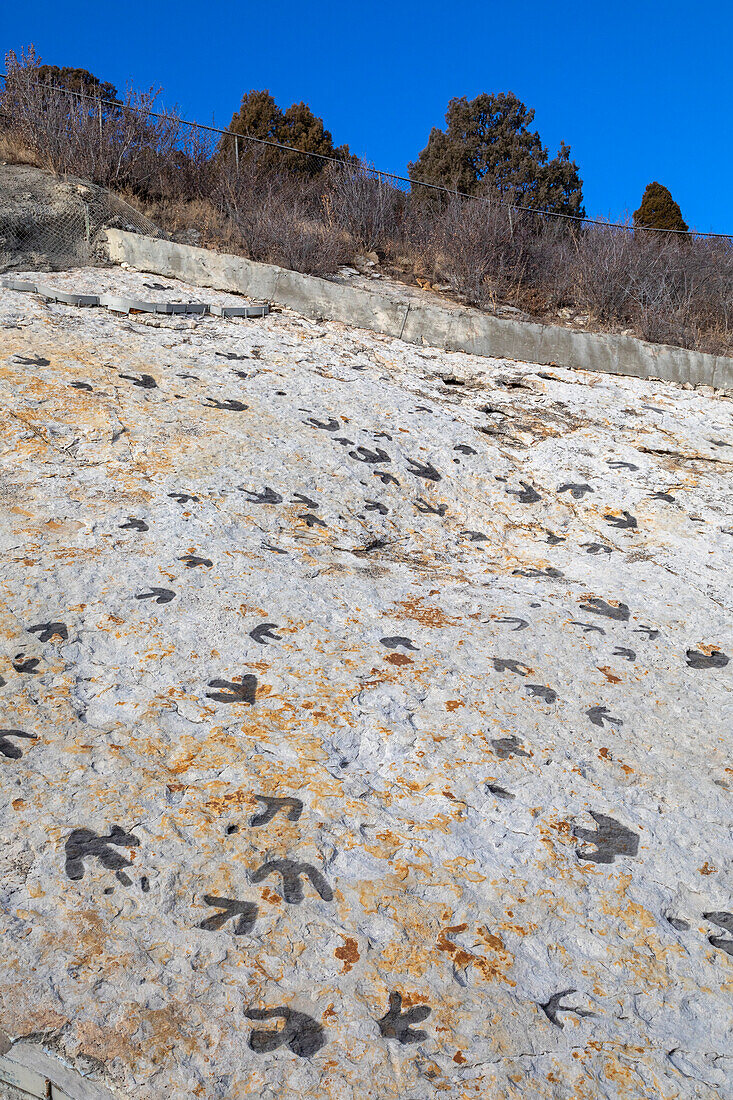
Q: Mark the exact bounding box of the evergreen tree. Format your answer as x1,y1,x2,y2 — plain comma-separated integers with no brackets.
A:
408,92,584,217
36,64,118,102
633,182,688,232
222,90,348,174
226,90,282,145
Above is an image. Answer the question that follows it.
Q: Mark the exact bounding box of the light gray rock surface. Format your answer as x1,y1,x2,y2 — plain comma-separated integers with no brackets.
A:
0,269,731,1099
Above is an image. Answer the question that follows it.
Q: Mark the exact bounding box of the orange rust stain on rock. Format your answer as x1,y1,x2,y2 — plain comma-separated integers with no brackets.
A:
602,1053,638,1088
396,990,430,1010
408,812,455,834
699,862,717,875
477,926,506,952
536,816,582,869
436,923,515,985
202,787,254,815
66,908,126,971
385,653,413,666
599,894,687,981
453,1050,467,1064
445,700,464,711
11,799,25,810
500,919,539,938
334,936,360,973
45,518,84,532
83,1003,198,1066
597,666,622,684
4,1007,67,1042
442,857,486,883
599,747,611,759
162,722,273,775
377,936,434,978
260,886,283,905
394,597,459,628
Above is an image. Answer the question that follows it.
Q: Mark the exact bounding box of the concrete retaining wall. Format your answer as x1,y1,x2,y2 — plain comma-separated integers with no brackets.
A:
105,230,733,392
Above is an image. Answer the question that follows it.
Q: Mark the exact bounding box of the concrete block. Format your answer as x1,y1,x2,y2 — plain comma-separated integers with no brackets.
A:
35,286,100,307
0,277,39,293
0,1053,48,1098
0,1045,115,1100
98,293,208,315
209,303,269,318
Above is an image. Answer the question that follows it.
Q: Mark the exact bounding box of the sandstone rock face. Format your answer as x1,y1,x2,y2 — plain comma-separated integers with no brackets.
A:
0,269,731,1099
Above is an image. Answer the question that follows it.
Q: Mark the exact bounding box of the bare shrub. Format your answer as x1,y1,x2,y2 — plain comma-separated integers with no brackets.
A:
404,199,572,313
629,235,733,351
565,226,733,351
207,149,351,274
1,47,184,196
430,198,515,305
323,164,402,254
570,222,640,321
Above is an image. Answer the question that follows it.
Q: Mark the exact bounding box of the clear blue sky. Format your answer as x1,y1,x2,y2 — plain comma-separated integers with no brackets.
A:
3,1,732,232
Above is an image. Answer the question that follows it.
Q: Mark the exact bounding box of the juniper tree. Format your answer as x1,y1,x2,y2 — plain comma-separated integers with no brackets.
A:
36,65,118,102
222,90,349,174
408,92,584,217
633,182,688,232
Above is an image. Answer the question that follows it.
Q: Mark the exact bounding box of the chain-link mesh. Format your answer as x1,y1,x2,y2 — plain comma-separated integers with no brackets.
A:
0,165,162,272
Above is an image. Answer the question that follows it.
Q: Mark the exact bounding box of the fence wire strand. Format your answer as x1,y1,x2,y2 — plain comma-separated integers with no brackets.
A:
2,72,731,241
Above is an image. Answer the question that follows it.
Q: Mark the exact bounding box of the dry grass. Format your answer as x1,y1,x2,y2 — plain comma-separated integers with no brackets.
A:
0,130,43,168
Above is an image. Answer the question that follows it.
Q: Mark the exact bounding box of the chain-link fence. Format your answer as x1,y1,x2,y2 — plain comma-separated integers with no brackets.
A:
1,56,732,353
3,61,732,241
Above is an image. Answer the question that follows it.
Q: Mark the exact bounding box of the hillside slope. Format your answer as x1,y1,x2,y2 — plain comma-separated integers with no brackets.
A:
0,268,731,1099
0,164,158,272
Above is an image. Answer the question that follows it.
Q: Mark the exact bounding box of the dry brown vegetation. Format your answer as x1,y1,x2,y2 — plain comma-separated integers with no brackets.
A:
0,130,43,167
2,49,732,354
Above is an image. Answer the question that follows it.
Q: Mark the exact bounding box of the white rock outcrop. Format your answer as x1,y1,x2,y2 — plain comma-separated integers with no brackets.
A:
0,269,731,1099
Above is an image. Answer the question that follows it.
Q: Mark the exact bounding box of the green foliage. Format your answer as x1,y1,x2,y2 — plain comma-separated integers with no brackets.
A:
222,90,349,174
633,182,688,232
226,90,281,144
36,64,118,102
408,92,584,217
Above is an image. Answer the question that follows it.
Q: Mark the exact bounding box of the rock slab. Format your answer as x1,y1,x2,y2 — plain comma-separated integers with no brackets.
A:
0,270,731,1099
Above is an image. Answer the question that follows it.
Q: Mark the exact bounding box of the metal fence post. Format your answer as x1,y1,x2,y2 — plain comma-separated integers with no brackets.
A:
235,135,239,173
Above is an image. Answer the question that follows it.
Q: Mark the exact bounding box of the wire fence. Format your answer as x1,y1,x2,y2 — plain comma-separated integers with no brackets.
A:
0,169,161,273
2,70,731,241
2,62,732,357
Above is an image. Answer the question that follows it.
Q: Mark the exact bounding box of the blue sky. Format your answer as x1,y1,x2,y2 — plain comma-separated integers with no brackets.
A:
3,1,732,231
